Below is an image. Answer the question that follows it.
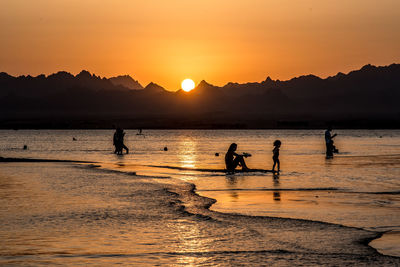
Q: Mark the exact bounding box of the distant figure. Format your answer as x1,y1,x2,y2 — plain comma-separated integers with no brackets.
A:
164,146,168,151
72,137,77,141
23,145,28,150
137,128,145,138
325,127,337,158
225,143,249,173
113,127,129,155
215,152,219,157
272,140,281,173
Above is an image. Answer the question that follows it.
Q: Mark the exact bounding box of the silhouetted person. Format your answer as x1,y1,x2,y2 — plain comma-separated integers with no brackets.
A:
325,127,337,158
272,140,281,173
113,127,129,155
225,143,249,173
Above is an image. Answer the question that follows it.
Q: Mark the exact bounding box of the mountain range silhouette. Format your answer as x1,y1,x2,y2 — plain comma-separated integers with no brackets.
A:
0,64,399,128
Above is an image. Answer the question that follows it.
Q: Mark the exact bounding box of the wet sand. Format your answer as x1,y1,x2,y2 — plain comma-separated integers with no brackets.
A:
0,161,399,266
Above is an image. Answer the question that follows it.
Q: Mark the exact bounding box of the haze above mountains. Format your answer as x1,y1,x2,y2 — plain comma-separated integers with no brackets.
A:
1,64,399,128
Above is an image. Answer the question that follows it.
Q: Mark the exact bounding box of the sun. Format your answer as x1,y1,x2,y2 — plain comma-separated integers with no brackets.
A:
181,79,195,92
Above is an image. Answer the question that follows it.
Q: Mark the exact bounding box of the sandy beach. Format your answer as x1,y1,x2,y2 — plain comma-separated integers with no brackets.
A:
1,161,398,266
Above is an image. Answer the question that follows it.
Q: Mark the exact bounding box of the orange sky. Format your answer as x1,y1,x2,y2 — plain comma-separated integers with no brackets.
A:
1,0,399,91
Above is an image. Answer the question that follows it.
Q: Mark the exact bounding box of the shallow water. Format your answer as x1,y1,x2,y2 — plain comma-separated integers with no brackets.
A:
0,129,399,265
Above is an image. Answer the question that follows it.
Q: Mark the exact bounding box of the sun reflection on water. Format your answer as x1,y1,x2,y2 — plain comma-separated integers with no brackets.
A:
177,138,198,169
171,220,207,266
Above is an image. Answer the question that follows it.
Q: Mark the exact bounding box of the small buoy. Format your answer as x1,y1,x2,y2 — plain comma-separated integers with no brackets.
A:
215,153,219,157
164,147,168,151
23,145,28,150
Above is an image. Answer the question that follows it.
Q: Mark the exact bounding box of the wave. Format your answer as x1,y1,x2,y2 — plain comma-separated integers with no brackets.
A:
0,248,343,258
337,153,400,158
0,156,91,163
164,181,399,260
79,163,172,179
147,165,273,173
1,148,111,152
54,149,111,152
198,188,400,194
197,187,340,192
3,155,397,260
160,249,296,257
356,191,400,195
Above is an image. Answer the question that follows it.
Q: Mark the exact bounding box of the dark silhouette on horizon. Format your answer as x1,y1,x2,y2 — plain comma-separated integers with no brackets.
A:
109,75,143,90
0,64,399,129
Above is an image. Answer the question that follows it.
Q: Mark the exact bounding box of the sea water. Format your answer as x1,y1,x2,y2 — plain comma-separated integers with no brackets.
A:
0,129,399,265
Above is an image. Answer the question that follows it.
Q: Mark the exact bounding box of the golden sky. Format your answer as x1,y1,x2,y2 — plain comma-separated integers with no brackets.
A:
1,0,399,91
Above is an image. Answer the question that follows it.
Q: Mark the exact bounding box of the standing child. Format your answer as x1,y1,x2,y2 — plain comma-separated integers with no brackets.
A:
272,140,281,173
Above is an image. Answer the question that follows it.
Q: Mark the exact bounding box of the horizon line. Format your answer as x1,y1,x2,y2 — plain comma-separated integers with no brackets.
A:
1,62,398,92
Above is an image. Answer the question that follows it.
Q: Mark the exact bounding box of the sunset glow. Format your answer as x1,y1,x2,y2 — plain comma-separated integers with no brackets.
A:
0,1,399,265
0,0,399,90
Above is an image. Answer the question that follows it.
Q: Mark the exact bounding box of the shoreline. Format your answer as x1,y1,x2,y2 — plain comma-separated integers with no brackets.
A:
1,158,399,263
131,164,398,260
0,156,93,163
190,187,396,258
193,186,400,258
